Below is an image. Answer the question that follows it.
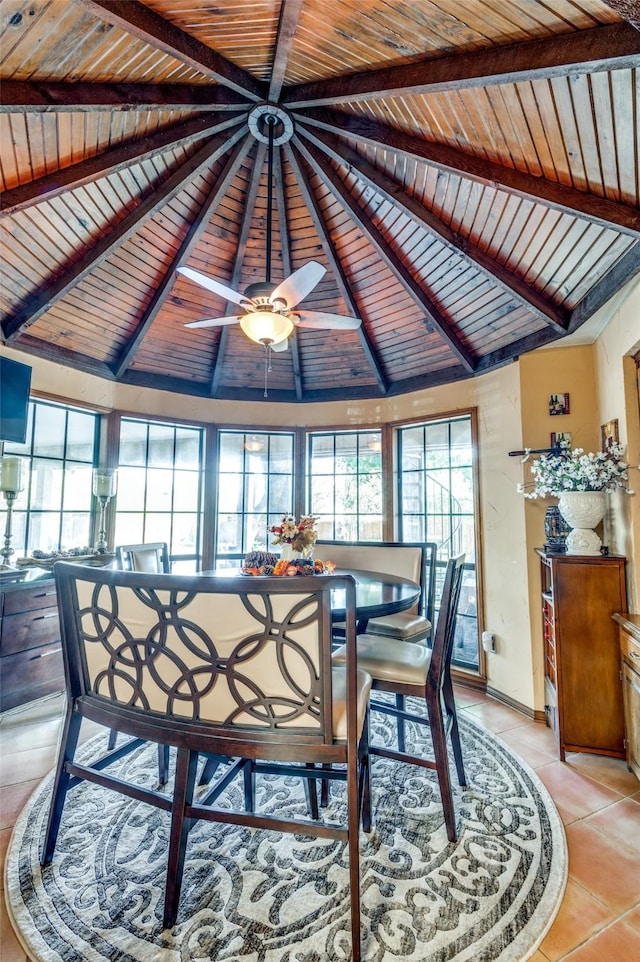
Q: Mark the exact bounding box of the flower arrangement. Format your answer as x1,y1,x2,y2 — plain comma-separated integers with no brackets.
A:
269,514,319,553
518,442,631,499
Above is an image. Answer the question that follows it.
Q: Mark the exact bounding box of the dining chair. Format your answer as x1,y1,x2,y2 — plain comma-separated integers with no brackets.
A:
43,564,372,960
365,541,437,644
315,540,426,639
111,541,171,780
116,541,171,574
333,553,466,842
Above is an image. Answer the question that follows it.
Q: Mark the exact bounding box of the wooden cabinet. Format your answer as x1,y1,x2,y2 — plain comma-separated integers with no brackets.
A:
0,571,63,712
537,550,627,761
613,613,640,782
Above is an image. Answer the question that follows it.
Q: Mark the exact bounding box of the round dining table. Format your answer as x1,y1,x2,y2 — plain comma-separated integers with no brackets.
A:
207,566,420,635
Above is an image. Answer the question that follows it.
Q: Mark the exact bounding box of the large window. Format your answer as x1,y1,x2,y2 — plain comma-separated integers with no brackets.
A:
398,415,479,670
307,431,383,541
115,418,204,572
215,431,295,566
4,399,99,555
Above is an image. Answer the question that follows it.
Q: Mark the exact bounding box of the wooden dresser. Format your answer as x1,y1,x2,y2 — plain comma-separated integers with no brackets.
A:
537,549,627,761
613,613,640,782
0,570,63,713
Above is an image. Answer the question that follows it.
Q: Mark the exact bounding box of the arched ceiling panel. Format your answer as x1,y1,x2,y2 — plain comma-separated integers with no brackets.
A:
1,0,639,402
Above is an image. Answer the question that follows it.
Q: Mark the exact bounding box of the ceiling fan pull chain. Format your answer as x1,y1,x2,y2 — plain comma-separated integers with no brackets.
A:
264,344,272,397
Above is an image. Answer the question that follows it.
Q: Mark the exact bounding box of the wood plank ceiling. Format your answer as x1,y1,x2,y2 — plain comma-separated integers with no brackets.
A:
1,0,639,403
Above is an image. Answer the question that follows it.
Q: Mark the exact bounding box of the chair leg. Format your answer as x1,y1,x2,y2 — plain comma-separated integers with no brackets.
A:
442,672,466,787
303,764,320,820
158,744,170,786
427,695,457,842
395,693,406,752
107,729,117,750
243,760,256,812
41,710,83,864
163,747,198,928
320,772,330,808
347,737,362,962
359,709,372,834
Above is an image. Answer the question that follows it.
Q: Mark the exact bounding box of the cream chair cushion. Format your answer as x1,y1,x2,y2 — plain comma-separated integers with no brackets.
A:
333,634,430,687
365,611,432,641
131,548,163,573
331,667,372,740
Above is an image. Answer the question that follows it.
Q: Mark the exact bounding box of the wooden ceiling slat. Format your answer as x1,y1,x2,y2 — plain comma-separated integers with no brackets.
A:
283,22,639,106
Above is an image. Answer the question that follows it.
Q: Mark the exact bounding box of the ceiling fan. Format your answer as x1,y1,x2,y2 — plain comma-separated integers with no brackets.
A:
177,107,361,353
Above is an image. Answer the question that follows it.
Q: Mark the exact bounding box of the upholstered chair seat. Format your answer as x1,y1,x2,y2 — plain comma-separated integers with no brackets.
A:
364,611,432,642
346,634,431,686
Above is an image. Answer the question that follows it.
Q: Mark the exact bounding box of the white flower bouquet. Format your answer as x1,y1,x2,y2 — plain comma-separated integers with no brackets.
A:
518,442,631,499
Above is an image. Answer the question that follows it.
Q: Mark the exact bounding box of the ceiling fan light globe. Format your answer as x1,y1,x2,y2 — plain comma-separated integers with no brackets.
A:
240,311,293,346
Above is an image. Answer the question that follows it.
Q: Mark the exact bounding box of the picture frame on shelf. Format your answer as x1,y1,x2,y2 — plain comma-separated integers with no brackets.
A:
601,419,619,451
549,393,570,416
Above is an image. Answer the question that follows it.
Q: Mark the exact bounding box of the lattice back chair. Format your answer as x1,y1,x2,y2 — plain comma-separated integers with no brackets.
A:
43,564,372,960
116,542,171,574
315,540,426,637
333,554,466,842
112,541,172,779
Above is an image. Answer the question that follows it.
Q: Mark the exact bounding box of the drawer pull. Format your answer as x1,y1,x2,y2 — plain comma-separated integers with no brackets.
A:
629,651,640,660
35,612,58,620
35,590,57,598
32,647,62,659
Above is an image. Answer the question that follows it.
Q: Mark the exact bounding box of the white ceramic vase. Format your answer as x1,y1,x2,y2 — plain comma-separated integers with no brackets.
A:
558,491,607,555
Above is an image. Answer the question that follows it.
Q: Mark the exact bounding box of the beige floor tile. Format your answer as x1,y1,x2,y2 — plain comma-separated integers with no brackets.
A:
623,903,640,933
535,762,623,821
561,918,640,962
565,822,640,914
538,878,615,961
462,700,531,734
0,896,28,962
584,796,640,855
567,752,640,797
0,778,42,832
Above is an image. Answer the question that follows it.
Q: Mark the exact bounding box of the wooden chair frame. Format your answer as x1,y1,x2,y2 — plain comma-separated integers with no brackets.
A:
42,565,370,960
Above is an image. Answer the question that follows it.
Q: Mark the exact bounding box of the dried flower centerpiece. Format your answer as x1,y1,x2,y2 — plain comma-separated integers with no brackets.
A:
269,515,319,557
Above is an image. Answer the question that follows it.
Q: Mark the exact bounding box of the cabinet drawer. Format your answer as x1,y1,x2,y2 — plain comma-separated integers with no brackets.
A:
0,640,64,713
0,606,60,656
621,629,640,665
3,585,57,615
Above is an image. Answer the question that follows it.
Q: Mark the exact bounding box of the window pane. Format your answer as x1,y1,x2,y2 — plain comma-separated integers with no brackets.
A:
66,410,96,461
33,406,65,459
398,415,479,671
147,424,175,467
116,466,146,511
114,513,144,547
219,433,244,471
307,430,382,541
30,460,63,510
175,429,201,469
145,468,173,511
61,512,92,549
218,474,243,512
27,514,61,553
119,421,148,465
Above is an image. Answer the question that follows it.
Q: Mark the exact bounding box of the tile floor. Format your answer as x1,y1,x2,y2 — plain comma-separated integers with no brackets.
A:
1,686,639,962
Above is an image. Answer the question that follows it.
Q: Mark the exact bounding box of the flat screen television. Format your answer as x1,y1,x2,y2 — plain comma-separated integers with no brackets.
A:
0,356,32,444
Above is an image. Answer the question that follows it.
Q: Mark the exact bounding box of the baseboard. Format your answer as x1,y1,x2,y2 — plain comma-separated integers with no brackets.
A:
486,684,544,722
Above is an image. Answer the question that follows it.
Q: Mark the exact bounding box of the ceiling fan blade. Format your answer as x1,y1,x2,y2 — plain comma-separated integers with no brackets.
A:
270,261,326,309
271,338,289,352
177,267,246,307
185,316,242,329
294,311,362,330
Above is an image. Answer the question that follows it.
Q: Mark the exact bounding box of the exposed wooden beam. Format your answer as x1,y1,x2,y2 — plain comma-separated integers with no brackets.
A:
0,114,245,218
273,144,304,400
568,240,640,332
283,23,640,106
294,109,640,238
1,126,248,343
210,140,267,395
299,126,568,332
268,0,305,103
293,138,476,373
284,144,390,394
75,0,265,100
112,135,253,378
0,80,251,112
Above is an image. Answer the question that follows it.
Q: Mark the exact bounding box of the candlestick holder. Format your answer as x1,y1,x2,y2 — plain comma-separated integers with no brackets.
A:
92,468,117,554
1,456,24,569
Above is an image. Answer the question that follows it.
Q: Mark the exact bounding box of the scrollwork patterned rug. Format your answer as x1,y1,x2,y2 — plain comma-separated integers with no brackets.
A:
5,707,566,962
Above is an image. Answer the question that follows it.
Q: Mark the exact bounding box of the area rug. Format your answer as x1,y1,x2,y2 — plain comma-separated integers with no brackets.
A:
5,705,566,962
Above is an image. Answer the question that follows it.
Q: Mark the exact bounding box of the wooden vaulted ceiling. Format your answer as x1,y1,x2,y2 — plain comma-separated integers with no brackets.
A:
1,0,639,403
